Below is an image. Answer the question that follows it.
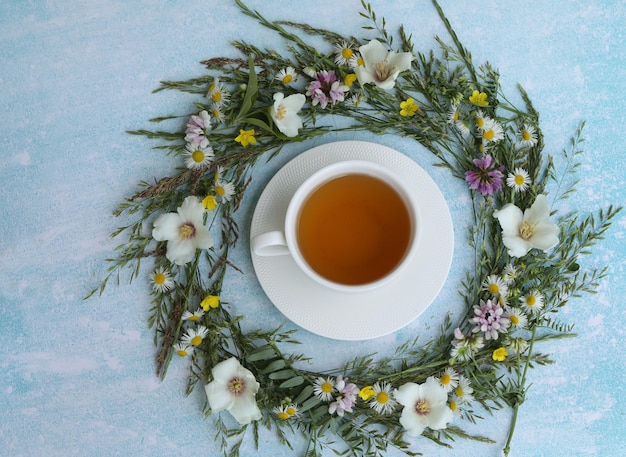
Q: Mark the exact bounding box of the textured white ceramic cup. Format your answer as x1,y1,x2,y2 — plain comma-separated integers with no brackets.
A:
251,160,420,293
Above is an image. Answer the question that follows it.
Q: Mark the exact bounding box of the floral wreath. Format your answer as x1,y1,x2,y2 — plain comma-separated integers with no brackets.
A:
90,1,621,456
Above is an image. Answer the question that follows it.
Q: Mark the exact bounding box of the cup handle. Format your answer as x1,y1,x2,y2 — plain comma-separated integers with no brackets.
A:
251,231,290,256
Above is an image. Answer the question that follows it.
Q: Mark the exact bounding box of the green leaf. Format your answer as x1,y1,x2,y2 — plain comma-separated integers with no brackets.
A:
279,376,304,389
246,345,275,362
236,58,258,120
269,369,295,380
299,396,321,412
261,359,286,374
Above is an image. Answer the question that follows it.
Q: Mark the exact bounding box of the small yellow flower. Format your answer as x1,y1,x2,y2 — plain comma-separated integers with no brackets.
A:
492,347,508,361
202,195,218,211
235,129,256,147
344,73,357,87
469,89,489,107
399,98,418,117
200,295,220,311
358,385,376,401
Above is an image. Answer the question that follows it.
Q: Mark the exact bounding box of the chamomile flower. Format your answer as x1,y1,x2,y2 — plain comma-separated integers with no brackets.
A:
150,267,174,293
181,325,209,347
448,395,462,418
183,142,214,170
505,306,528,329
506,167,532,192
482,274,509,297
207,77,230,106
454,375,474,403
481,119,505,144
348,52,364,69
368,382,397,415
173,342,194,358
182,308,205,322
210,104,225,124
313,376,335,401
275,66,297,85
334,40,355,65
502,264,519,285
448,104,460,124
273,403,298,420
438,367,459,393
518,123,538,147
474,109,491,130
520,290,545,314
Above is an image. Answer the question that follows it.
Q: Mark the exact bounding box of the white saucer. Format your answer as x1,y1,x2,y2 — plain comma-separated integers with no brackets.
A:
249,141,454,340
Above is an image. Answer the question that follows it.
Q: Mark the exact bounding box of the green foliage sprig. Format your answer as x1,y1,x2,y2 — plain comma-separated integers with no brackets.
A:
89,1,621,456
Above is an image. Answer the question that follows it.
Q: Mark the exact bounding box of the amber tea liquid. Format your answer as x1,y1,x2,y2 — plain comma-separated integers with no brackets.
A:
296,173,412,285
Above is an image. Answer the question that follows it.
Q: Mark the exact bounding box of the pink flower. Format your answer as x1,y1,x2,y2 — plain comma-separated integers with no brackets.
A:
328,377,360,416
305,70,348,109
184,110,212,148
464,155,504,196
470,299,510,340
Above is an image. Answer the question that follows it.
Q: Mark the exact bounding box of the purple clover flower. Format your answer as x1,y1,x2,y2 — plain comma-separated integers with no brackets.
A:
328,377,360,416
464,154,504,196
305,70,348,109
184,110,212,148
470,299,510,340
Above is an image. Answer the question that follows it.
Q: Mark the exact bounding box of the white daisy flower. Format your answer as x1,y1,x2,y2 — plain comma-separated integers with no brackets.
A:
502,264,519,285
182,308,205,322
207,77,230,106
505,306,528,329
369,382,397,415
438,367,459,393
447,104,460,124
520,290,545,314
313,377,335,401
275,66,297,85
518,123,538,147
334,40,355,65
506,167,532,192
454,375,474,403
181,325,209,347
348,52,364,69
481,118,505,144
474,109,492,130
482,274,509,297
210,104,225,124
215,180,235,202
173,342,194,358
183,142,214,170
149,267,174,293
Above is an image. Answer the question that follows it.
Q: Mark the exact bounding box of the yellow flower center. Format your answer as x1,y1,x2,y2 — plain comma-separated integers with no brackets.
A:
277,412,289,420
476,117,485,128
526,295,536,307
515,174,525,185
376,391,389,404
415,399,431,415
510,314,520,325
522,130,531,141
215,185,225,197
177,349,188,357
275,104,287,120
154,273,166,285
342,48,353,59
453,110,459,121
488,283,500,294
178,223,196,239
357,56,365,66
519,221,535,240
211,91,222,103
192,149,205,163
208,83,216,92
190,335,203,346
483,129,495,141
321,382,333,393
286,406,296,416
282,74,293,84
455,386,464,397
188,315,199,322
449,400,457,412
441,373,451,385
228,377,245,395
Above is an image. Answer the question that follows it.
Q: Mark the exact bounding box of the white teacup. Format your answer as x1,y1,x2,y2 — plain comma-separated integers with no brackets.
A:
251,160,420,293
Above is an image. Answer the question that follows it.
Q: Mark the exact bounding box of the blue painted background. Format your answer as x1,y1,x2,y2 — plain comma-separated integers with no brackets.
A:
1,1,624,456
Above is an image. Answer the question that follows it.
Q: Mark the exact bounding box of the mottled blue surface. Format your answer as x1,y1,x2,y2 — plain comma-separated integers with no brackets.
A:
1,1,625,456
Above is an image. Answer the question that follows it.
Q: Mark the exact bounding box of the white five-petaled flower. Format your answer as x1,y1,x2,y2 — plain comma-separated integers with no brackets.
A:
394,376,454,437
204,357,262,426
152,196,214,265
270,92,306,137
355,39,413,90
493,194,560,258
